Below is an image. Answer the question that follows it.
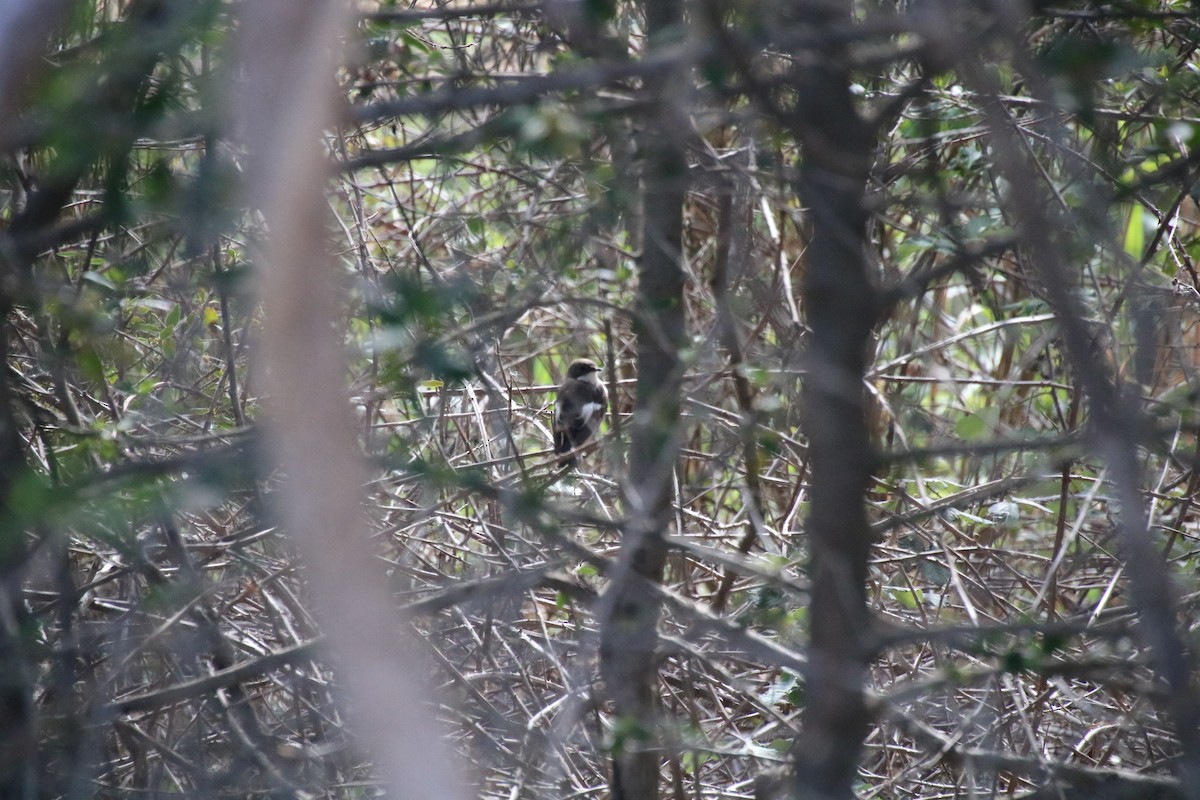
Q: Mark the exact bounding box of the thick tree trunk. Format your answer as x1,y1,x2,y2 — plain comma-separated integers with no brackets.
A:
598,0,689,796
783,4,880,798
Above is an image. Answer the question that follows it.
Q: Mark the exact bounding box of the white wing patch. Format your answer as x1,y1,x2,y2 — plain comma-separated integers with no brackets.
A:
580,402,602,421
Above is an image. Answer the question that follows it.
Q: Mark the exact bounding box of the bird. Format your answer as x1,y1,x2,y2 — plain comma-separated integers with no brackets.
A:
553,358,608,467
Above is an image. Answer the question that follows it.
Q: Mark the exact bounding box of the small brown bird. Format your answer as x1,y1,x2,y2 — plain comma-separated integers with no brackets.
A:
554,358,607,466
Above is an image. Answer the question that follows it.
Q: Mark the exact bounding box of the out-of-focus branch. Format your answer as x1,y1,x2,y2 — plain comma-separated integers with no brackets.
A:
0,0,69,122
0,3,120,795
234,2,467,798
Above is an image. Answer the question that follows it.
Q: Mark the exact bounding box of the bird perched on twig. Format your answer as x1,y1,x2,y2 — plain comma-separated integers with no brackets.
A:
554,358,607,467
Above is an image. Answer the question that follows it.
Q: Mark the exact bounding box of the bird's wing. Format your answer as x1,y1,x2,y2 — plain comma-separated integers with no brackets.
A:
554,386,580,431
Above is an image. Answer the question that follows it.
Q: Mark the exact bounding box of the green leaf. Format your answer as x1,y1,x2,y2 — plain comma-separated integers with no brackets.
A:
955,413,986,440
82,271,119,293
77,345,105,384
886,586,924,609
1123,204,1145,258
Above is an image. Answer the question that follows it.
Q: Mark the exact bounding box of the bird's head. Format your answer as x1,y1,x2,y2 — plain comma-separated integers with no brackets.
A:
567,358,602,384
